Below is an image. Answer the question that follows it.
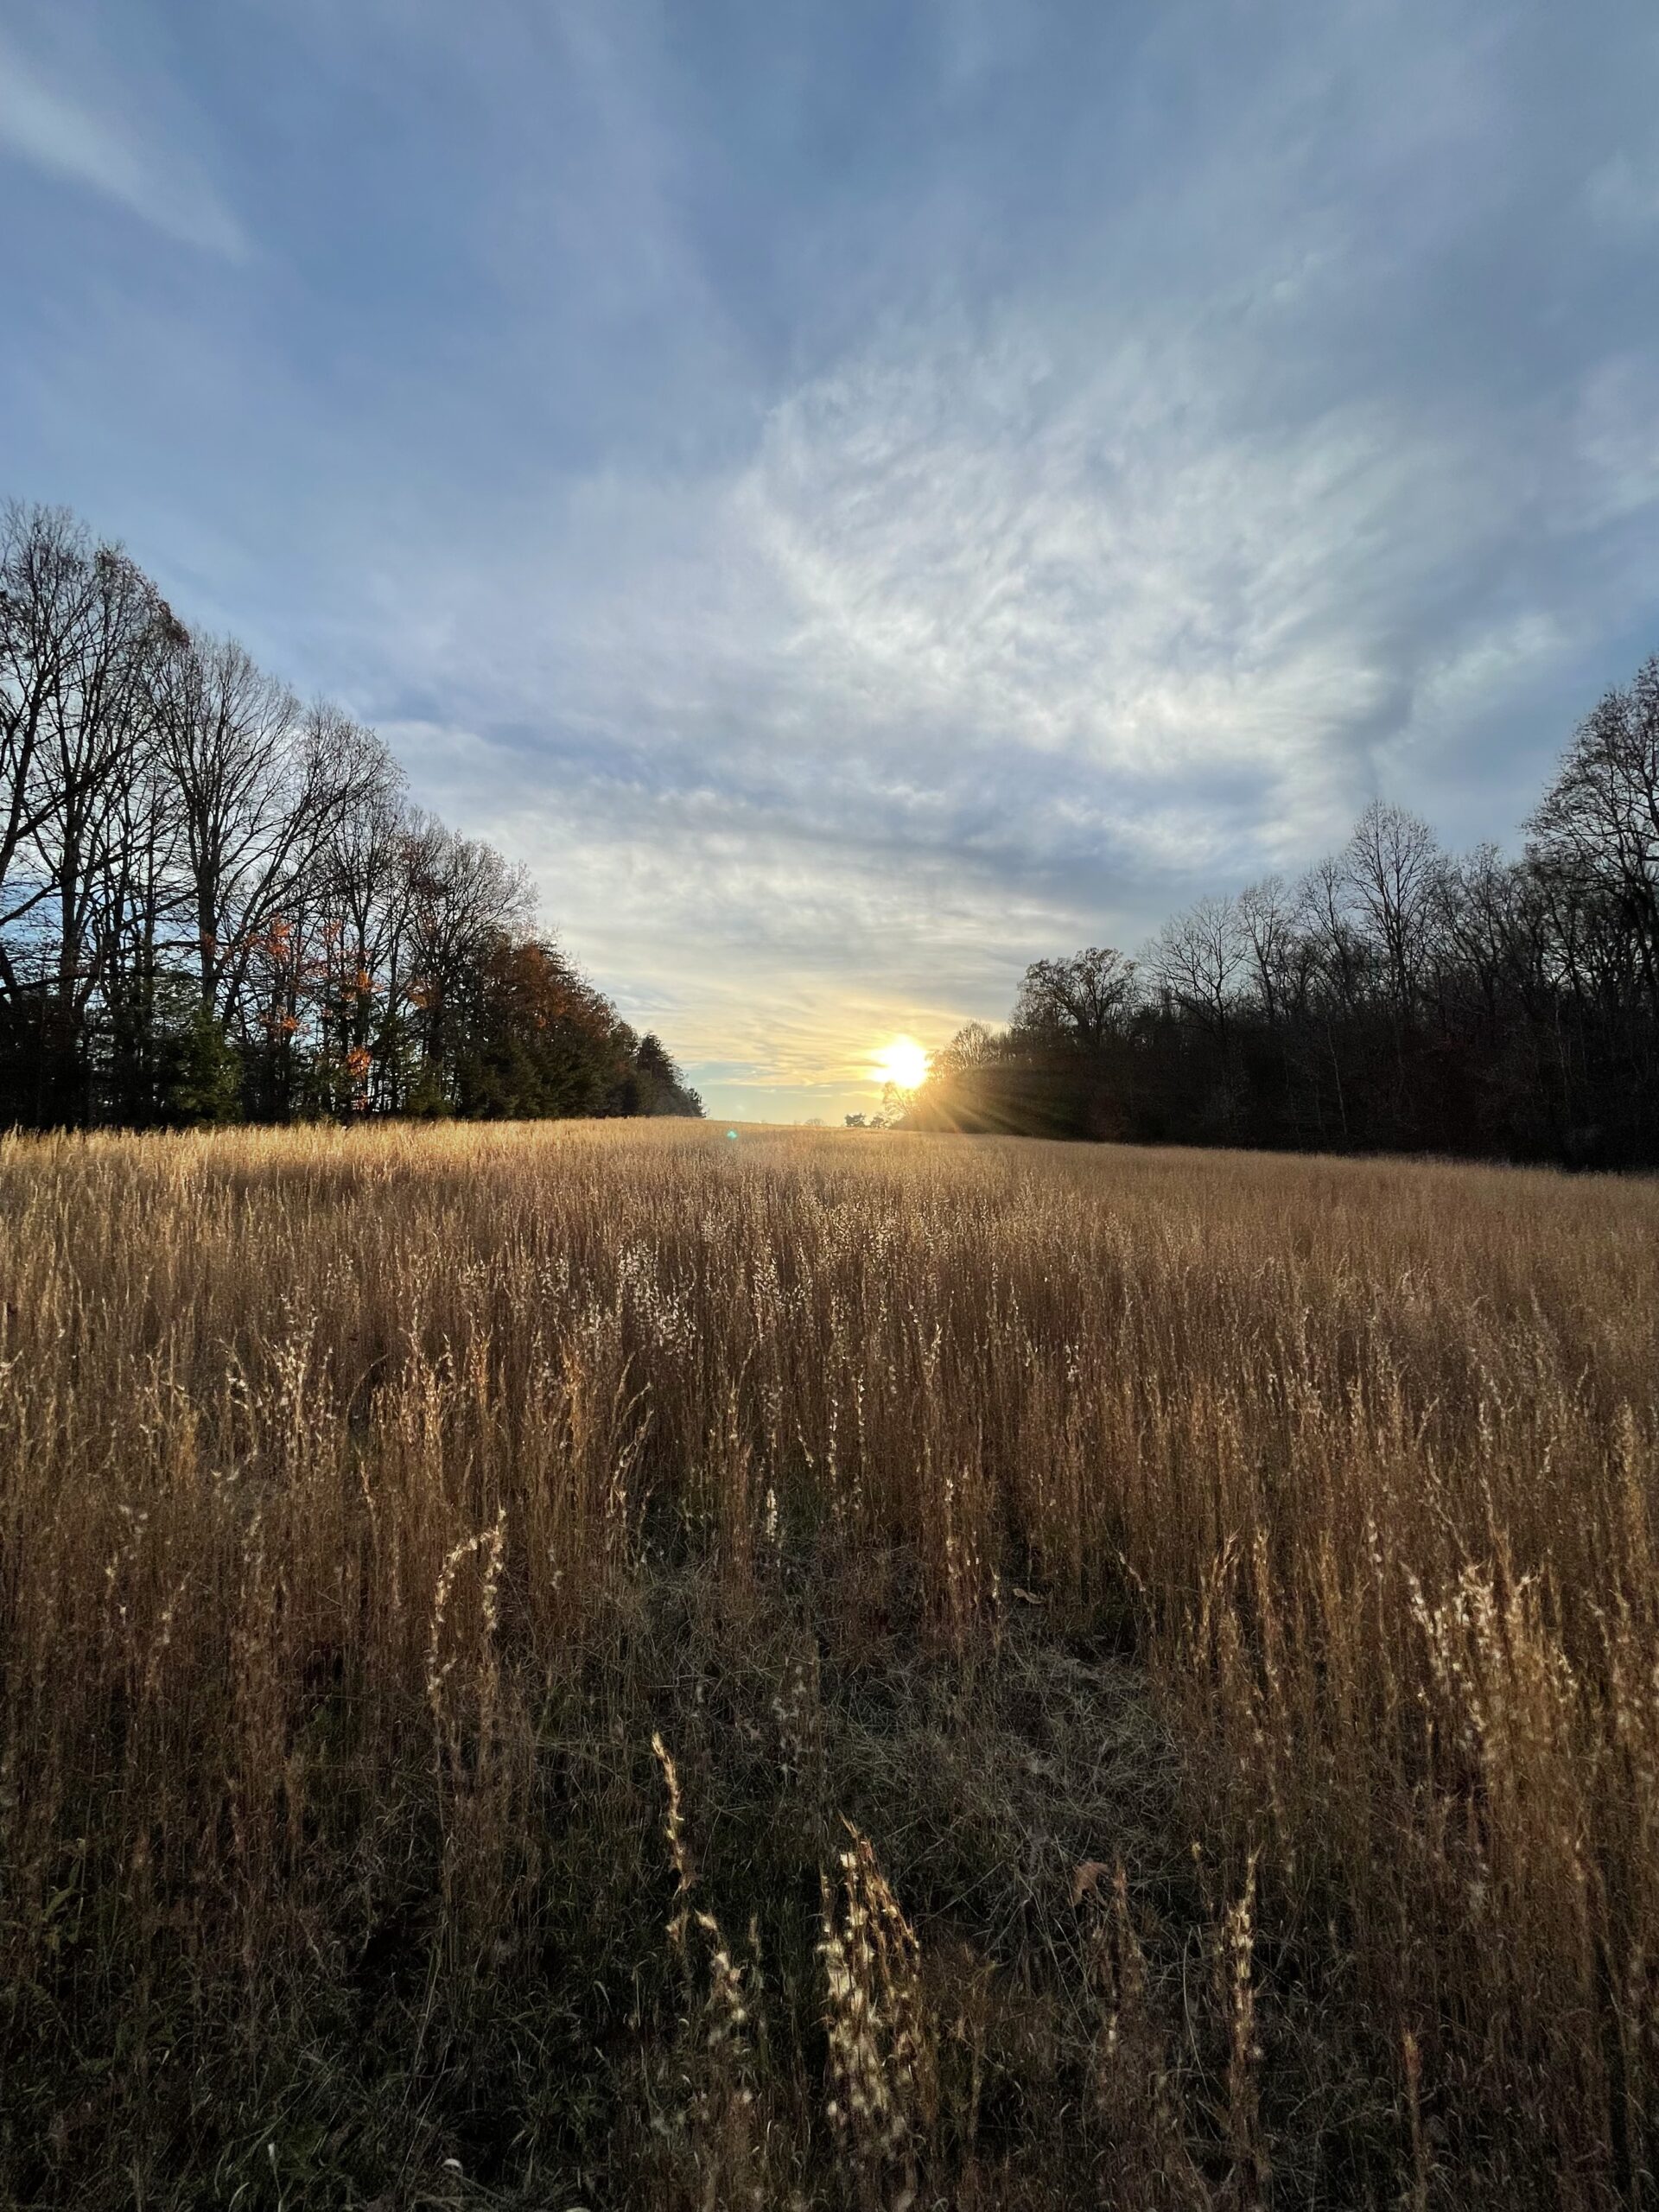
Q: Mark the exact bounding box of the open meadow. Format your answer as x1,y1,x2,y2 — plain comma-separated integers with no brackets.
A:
1,1121,1656,2209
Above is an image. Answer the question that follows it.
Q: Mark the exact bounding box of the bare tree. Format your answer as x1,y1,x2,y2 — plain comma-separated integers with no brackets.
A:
1342,799,1443,1018
931,1020,1001,1078
315,770,414,1108
0,505,175,1014
1235,876,1299,1026
1296,854,1365,1020
153,635,393,1026
401,817,532,1098
1528,657,1659,1015
1147,894,1243,1039
88,738,189,1114
0,504,78,987
1013,947,1138,1054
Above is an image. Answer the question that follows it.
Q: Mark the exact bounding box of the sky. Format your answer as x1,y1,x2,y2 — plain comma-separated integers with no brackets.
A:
3,1,1658,1122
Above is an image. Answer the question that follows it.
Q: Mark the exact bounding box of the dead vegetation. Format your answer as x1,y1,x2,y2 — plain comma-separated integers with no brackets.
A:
0,1119,1654,2208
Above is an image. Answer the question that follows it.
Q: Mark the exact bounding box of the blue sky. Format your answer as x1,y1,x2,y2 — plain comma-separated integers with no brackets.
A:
3,0,1658,1121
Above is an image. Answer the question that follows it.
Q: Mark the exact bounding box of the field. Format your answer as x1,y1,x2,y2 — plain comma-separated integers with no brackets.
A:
1,1122,1656,2209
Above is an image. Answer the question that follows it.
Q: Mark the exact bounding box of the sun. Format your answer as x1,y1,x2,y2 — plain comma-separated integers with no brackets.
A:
873,1035,930,1091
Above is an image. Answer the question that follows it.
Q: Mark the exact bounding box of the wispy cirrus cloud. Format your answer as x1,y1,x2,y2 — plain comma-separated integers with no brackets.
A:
0,25,245,257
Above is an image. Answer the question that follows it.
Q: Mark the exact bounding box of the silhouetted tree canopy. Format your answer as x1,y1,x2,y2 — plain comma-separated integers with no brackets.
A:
908,658,1659,1168
0,500,702,1129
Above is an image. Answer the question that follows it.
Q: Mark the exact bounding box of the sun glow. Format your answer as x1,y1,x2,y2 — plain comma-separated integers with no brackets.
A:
873,1036,930,1091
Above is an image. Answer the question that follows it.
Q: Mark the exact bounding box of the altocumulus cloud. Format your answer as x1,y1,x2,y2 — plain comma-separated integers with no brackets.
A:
3,0,1658,1118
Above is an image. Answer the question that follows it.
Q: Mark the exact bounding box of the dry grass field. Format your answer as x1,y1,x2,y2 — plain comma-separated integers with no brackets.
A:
1,1122,1656,2209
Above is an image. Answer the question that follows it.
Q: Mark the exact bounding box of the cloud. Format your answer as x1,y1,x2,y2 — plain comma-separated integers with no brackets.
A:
5,0,1658,1118
0,28,245,257
1573,353,1659,524
363,252,1659,1116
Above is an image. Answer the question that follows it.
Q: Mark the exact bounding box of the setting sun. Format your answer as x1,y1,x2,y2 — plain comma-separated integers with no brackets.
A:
873,1036,930,1091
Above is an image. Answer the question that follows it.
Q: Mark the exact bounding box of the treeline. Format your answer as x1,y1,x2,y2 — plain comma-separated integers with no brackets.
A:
912,655,1659,1168
0,502,702,1128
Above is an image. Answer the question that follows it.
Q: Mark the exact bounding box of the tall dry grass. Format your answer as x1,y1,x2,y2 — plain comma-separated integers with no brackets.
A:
0,1120,1654,2208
